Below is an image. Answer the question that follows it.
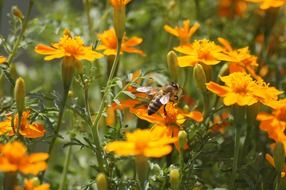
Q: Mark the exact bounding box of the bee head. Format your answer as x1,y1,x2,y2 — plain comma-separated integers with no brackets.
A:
170,82,179,90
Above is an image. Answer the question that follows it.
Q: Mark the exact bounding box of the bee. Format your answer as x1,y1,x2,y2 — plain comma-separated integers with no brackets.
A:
136,82,180,115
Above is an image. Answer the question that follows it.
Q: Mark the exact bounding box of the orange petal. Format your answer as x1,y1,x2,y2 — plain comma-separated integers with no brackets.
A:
206,82,229,96
164,25,179,37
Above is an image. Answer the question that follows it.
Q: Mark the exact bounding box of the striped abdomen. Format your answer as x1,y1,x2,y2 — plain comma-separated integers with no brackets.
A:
148,96,162,115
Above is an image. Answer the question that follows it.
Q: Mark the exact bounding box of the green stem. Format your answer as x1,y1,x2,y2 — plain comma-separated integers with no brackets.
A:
275,173,281,190
58,145,72,190
178,151,184,189
16,111,22,137
91,39,122,172
83,0,93,37
194,0,200,20
231,124,241,188
4,172,17,190
48,88,69,155
3,0,34,87
7,0,34,65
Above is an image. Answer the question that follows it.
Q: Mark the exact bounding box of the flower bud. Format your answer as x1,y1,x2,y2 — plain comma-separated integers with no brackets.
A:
111,1,126,41
169,168,180,190
62,57,75,92
167,51,178,82
30,177,40,187
96,173,108,190
11,6,24,20
68,90,74,97
14,77,26,113
178,130,187,151
193,64,207,93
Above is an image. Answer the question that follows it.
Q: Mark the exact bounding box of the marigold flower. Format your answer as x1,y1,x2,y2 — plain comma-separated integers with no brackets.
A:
0,141,48,175
206,72,281,106
97,28,144,56
164,20,200,46
15,178,50,190
246,0,286,10
0,111,45,138
105,125,177,157
218,0,248,17
0,56,6,64
218,38,258,77
257,99,286,144
175,39,226,67
35,29,102,61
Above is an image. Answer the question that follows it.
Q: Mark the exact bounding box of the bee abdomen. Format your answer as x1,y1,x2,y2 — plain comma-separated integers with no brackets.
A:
148,98,162,115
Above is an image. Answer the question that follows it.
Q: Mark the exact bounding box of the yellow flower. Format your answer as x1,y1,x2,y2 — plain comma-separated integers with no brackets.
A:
206,72,282,106
175,39,226,67
0,141,48,175
0,56,6,64
164,20,200,46
35,29,102,61
0,111,46,138
246,0,286,10
97,28,144,56
105,125,177,157
109,0,132,8
15,178,50,190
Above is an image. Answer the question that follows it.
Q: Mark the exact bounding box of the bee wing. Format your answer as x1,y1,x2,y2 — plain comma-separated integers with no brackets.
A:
136,87,158,95
160,93,170,105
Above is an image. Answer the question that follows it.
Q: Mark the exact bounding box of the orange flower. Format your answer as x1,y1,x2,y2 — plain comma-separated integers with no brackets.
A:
174,39,226,67
206,72,281,106
246,0,286,10
164,20,200,46
109,0,132,7
0,141,48,175
0,111,45,138
265,154,286,177
218,0,248,17
0,56,6,64
218,38,258,78
257,99,286,144
35,29,102,61
15,178,50,190
105,125,177,157
96,28,144,56
130,103,203,127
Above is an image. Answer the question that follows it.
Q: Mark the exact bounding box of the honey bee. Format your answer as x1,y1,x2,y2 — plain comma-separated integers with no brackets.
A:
136,82,180,115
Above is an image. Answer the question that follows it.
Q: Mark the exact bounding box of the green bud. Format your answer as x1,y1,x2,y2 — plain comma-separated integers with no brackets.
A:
14,77,26,113
113,6,126,41
169,168,180,190
193,64,207,93
30,177,40,187
96,173,108,190
167,51,178,82
178,130,187,151
62,57,75,92
11,6,24,20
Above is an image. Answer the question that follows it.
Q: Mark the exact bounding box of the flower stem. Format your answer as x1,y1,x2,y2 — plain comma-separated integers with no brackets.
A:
48,88,69,156
3,0,34,87
4,172,17,190
58,145,72,190
91,39,122,172
83,0,93,37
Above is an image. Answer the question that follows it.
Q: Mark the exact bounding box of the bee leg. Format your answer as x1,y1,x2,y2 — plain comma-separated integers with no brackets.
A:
163,104,167,116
